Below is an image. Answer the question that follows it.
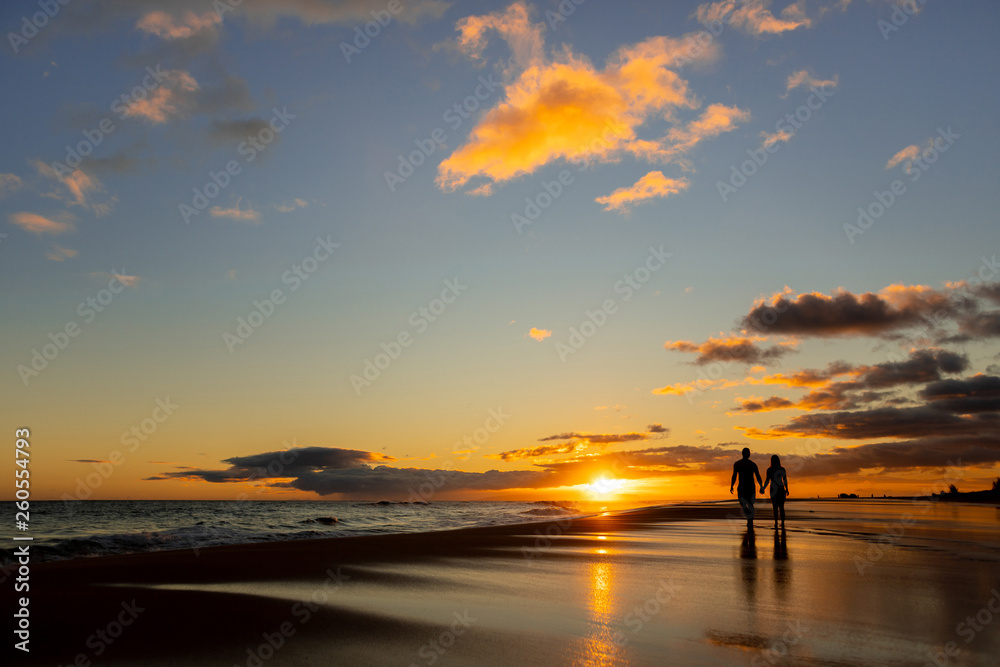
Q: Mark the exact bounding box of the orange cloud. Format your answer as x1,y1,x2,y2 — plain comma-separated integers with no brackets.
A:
885,134,947,173
62,170,102,210
455,1,545,71
437,57,644,190
886,145,920,170
437,7,725,193
136,11,221,39
665,334,794,366
652,382,697,396
491,442,585,461
695,0,812,36
785,69,838,94
737,426,805,440
595,171,689,213
0,173,23,199
653,377,748,396
528,327,552,341
8,212,74,235
760,127,795,150
121,70,199,124
631,103,750,165
45,245,78,261
32,160,111,215
754,370,842,388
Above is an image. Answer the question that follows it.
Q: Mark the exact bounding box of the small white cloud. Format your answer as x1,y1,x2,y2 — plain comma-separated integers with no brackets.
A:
274,198,309,213
210,198,260,223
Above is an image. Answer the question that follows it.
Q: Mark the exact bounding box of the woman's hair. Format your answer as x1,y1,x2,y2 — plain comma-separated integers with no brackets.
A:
771,454,781,468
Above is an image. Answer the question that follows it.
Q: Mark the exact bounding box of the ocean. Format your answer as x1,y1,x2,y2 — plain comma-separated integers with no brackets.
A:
1,499,585,565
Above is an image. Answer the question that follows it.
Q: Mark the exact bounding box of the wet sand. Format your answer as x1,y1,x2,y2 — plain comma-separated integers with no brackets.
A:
16,501,1000,666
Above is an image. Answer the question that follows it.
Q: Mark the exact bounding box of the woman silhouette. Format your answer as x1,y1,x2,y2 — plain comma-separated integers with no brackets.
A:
761,455,789,525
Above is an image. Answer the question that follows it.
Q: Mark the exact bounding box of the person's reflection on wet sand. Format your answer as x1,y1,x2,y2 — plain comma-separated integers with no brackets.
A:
773,526,788,560
773,526,790,603
739,529,758,607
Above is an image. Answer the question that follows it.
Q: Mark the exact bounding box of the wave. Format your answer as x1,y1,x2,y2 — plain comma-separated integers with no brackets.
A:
2,524,336,564
521,507,579,517
367,500,430,506
0,500,585,565
522,501,581,517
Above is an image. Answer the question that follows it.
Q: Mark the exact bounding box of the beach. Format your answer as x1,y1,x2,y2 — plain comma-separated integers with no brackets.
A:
16,500,1000,666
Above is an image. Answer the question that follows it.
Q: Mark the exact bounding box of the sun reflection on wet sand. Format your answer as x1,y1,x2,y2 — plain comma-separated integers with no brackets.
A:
577,535,626,666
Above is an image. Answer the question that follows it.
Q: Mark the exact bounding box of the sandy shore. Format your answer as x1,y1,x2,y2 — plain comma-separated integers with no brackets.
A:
13,501,1000,666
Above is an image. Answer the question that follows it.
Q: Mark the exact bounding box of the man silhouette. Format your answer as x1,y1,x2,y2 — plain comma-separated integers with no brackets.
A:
730,447,762,529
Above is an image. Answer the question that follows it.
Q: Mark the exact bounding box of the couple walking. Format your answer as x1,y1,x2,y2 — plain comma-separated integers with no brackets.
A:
729,448,788,529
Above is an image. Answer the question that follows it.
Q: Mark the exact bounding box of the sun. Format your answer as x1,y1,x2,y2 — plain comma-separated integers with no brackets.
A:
588,477,626,497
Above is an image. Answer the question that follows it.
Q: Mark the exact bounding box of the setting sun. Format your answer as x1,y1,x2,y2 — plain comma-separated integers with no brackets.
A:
588,477,627,497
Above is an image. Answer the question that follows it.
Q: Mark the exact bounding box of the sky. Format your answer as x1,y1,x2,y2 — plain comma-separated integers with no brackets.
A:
2,0,999,504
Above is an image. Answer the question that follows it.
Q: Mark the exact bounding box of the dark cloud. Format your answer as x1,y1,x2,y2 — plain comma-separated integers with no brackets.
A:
919,375,1000,414
847,349,968,389
82,152,141,174
958,312,1000,338
534,438,1000,482
784,437,1000,478
280,467,558,497
732,349,969,414
224,446,392,469
196,76,255,115
744,406,994,441
970,282,1000,305
148,445,569,498
735,397,795,413
45,0,449,37
797,389,859,410
741,287,956,337
665,336,794,366
206,117,273,145
537,431,650,444
150,446,394,485
735,388,859,415
647,423,668,433
79,140,155,175
153,468,255,483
